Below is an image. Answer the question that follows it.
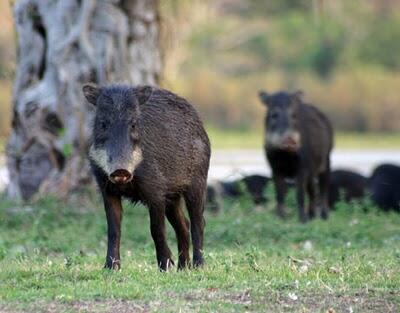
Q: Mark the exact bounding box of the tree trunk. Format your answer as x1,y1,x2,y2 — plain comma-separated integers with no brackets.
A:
6,0,161,200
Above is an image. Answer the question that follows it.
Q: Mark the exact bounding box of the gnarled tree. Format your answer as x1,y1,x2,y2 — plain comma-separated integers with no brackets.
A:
6,0,161,199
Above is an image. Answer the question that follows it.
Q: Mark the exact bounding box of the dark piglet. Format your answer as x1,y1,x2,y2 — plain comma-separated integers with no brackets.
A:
207,175,270,212
206,185,220,212
259,90,333,222
369,164,400,212
329,169,367,208
83,84,211,271
242,174,270,205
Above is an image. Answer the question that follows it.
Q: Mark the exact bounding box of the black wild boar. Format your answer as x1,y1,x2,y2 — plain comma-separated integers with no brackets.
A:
329,169,367,208
206,175,270,212
242,174,270,205
259,90,333,222
369,164,400,212
206,185,220,212
83,84,211,271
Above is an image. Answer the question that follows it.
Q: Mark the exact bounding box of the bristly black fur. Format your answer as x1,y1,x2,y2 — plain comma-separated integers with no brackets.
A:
86,84,211,271
259,90,333,223
369,164,400,212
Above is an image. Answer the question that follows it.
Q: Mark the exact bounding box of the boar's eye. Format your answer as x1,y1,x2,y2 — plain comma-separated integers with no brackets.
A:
270,112,278,120
100,121,108,130
130,124,140,143
131,123,137,133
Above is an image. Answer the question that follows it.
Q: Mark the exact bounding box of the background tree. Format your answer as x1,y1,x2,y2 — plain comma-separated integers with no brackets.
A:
6,0,161,200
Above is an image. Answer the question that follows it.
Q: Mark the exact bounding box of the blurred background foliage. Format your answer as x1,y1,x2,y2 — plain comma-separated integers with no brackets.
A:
160,0,400,133
1,0,400,140
0,0,14,140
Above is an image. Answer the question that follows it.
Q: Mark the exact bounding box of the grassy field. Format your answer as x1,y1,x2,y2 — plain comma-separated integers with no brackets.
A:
207,127,400,150
0,188,399,312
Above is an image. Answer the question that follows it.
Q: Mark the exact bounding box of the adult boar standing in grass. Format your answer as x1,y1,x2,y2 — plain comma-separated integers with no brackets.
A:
259,90,333,223
83,84,211,271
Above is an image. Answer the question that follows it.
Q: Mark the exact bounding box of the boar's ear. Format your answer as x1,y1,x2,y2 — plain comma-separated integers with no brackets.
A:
258,90,270,106
82,83,100,106
136,86,153,105
291,90,304,104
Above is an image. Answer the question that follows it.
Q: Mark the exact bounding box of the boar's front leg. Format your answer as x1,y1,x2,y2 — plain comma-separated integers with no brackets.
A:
103,193,123,269
273,174,288,218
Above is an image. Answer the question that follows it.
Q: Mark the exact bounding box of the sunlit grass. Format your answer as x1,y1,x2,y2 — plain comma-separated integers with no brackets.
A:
1,129,399,153
206,126,264,149
0,191,399,311
335,132,400,149
207,126,400,150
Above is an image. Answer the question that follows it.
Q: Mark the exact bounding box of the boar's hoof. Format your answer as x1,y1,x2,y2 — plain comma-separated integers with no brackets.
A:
109,169,132,185
299,214,308,224
104,258,121,270
193,257,204,268
276,206,287,219
308,209,316,220
321,210,329,220
159,258,175,272
177,260,190,271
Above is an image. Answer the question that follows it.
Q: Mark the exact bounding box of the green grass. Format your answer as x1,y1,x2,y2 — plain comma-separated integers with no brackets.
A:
0,189,399,312
207,127,264,149
335,132,400,149
207,127,400,150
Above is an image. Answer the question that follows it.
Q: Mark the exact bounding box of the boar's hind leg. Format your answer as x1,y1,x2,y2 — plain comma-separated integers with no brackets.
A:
319,161,331,220
166,196,190,270
149,199,174,271
184,182,206,268
103,193,123,270
296,173,308,223
307,178,318,220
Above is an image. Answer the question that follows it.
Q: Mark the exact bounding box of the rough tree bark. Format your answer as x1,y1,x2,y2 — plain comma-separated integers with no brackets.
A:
6,0,161,200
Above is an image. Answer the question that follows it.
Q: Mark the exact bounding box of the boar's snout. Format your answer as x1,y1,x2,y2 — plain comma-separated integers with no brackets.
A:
281,136,300,152
109,169,133,185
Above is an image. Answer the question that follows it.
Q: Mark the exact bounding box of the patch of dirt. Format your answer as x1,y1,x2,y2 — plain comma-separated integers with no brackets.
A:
182,288,252,305
263,291,400,313
0,290,398,313
0,300,151,313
